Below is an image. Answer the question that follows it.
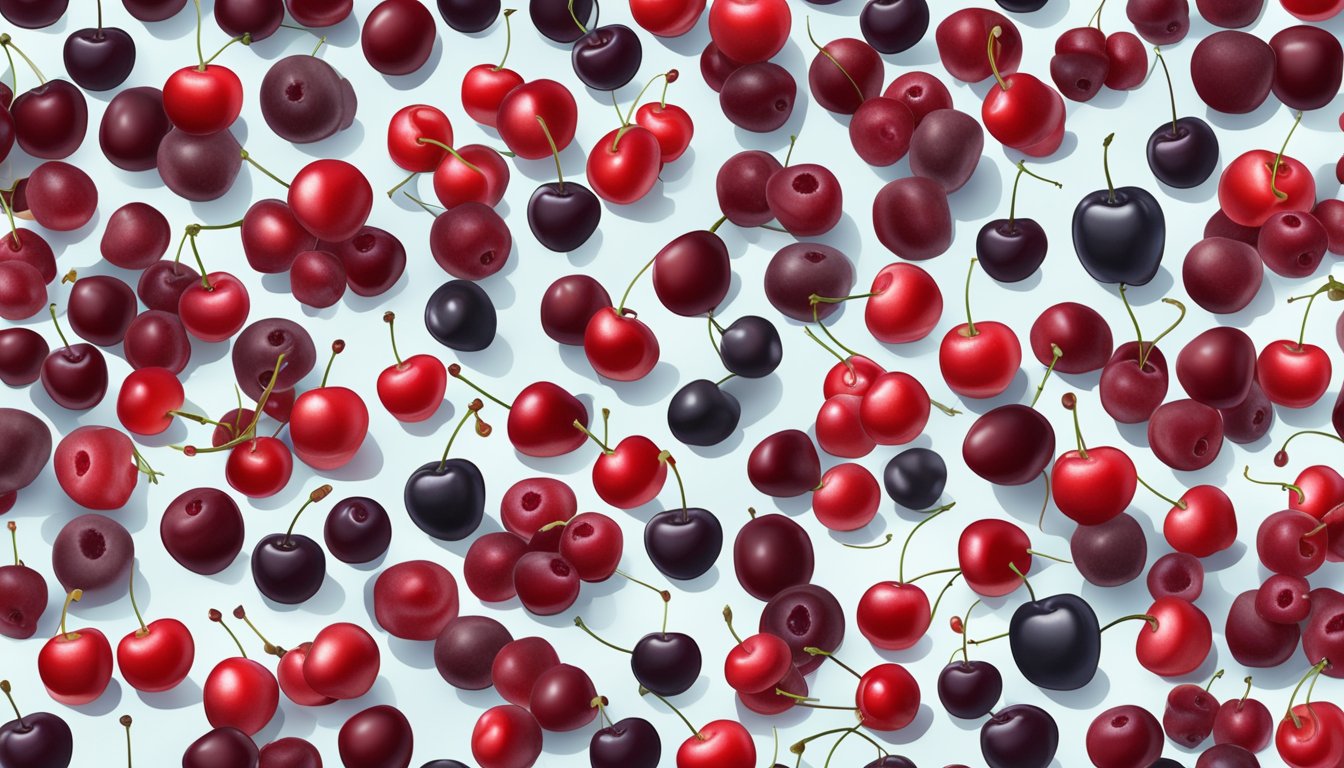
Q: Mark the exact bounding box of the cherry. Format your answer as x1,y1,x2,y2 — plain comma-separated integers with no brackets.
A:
375,310,447,422
586,110,662,206
571,13,642,91
117,562,194,693
648,693,756,768
821,353,884,398
1213,677,1272,752
184,727,259,767
0,227,55,288
940,603,1003,719
1303,591,1344,677
464,532,526,603
0,330,45,387
1270,25,1342,111
1257,283,1333,409
1196,0,1263,26
1073,513,1147,587
511,551,579,615
212,0,282,39
431,143,510,210
0,522,46,639
361,0,435,75
1148,399,1224,471
1191,31,1275,115
529,118,601,254
67,274,136,347
1009,587,1103,691
116,366,189,436
530,0,593,42
62,1,134,92
732,509,813,600
259,52,356,144
1257,509,1326,577
1176,327,1257,410
653,228,730,317
1317,199,1344,254
1259,211,1328,278
1148,47,1219,189
38,589,113,705
1087,705,1164,768
25,162,97,232
861,0,928,54
983,27,1065,156
975,162,1059,282
321,496,390,565
631,0,702,35
851,662,920,731
1230,589,1302,669
160,487,244,576
471,705,543,768
722,606,792,695
1182,237,1262,314
806,26,881,116
1165,670,1225,749
591,715,661,768
260,737,322,768
856,506,956,650
765,242,855,321
698,40,742,92
940,258,1021,398
496,80,578,161
937,9,1021,82
488,636,561,710
0,262,42,321
709,0,790,64
1127,0,1191,43
669,379,740,447
0,680,73,767
1029,303,1112,374
157,128,243,202
1075,134,1166,284
1218,112,1315,227
963,403,1056,486
250,485,330,605
326,226,406,297
101,202,170,270
850,97,916,167
387,104,453,172
767,163,843,238
1105,32,1149,89
1135,597,1213,676
434,614,512,692
1100,286,1183,423
720,62,797,133
748,429,821,497
1051,49,1108,102
1257,573,1311,624
1148,552,1204,602
55,424,158,510
372,559,458,641
9,75,88,160
50,513,133,598
338,706,414,768
981,704,1059,768
99,86,170,171
302,621,379,700
635,95,694,165
644,472,722,581
436,0,495,29
716,150,781,226
451,365,590,457
526,663,598,732
760,583,844,674
0,0,69,27
958,518,1044,598
738,665,806,715
874,176,953,260
427,201,511,281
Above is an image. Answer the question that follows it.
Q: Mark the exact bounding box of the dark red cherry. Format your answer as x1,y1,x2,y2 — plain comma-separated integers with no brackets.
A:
11,80,87,160
161,487,245,575
1219,380,1273,444
324,227,405,298
1148,399,1223,471
734,511,814,601
99,86,171,172
0,327,47,386
63,23,135,92
157,128,243,202
1147,552,1204,602
215,0,284,39
434,615,512,690
1182,238,1262,314
101,203,171,270
763,243,854,322
860,0,929,54
124,310,191,373
759,583,844,674
68,276,136,347
324,497,392,565
720,63,796,133
716,150,782,227
1071,513,1147,587
963,405,1055,486
1191,31,1274,114
1270,25,1342,111
540,275,611,346
137,260,199,314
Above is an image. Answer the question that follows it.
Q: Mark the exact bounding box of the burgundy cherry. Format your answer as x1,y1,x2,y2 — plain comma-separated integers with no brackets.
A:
1255,573,1310,624
362,0,436,76
137,261,199,313
324,227,405,297
1269,25,1343,111
157,128,243,202
241,200,311,274
323,497,392,565
1182,238,1262,314
765,164,842,237
11,79,88,160
1257,210,1327,278
161,487,245,575
763,243,854,321
1175,327,1256,410
0,327,46,385
807,35,882,115
759,583,844,674
1225,590,1299,667
733,509,814,601
1147,552,1204,602
1190,31,1274,113
25,162,97,232
433,615,511,690
716,150,782,227
873,176,952,260
719,63,796,133
68,275,136,347
884,71,953,124
1030,303,1113,374
1219,380,1273,444
1148,399,1223,471
124,311,191,373
101,203,171,270
909,109,983,194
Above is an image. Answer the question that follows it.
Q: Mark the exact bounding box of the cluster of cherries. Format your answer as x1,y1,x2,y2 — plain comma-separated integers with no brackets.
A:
1,0,1344,766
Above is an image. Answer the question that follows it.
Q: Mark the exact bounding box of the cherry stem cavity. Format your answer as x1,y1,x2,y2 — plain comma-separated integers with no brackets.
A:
1270,111,1304,201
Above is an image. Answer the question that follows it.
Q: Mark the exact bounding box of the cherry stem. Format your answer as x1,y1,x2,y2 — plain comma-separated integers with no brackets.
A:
659,69,678,108
191,0,205,67
202,33,251,67
803,647,861,679
663,452,690,521
775,690,855,711
843,533,893,550
1152,47,1179,136
234,605,283,656
1028,549,1071,564
209,608,249,659
48,303,70,349
311,35,326,56
706,313,722,356
319,340,345,387
567,0,588,34
1205,668,1225,692
177,354,286,455
1007,162,1062,228
403,191,444,216
639,687,702,739
1133,474,1186,510
495,9,516,70
0,39,15,95
709,215,728,234
574,616,633,654
962,258,980,336
239,150,292,189
790,727,886,758
593,695,613,727
386,172,417,198
573,412,613,453
283,485,331,545
803,327,855,381
960,599,983,662
811,301,860,358
1239,676,1253,705
806,18,864,103
1243,465,1305,505
966,630,1009,646
722,605,744,644
419,137,481,174
383,312,404,366
1119,285,1185,369
1100,613,1159,633
1277,430,1344,466
899,502,956,583
58,589,83,640
1269,111,1304,201
1030,344,1063,408
0,35,46,85
928,570,962,623
812,292,878,305
987,26,1009,91
615,568,672,635
1286,659,1330,728
0,187,20,248
618,256,655,313
536,116,565,190
121,714,132,768
1285,279,1342,349
1100,133,1117,203
1087,0,1108,29
1038,471,1051,530
0,681,22,729
439,400,485,469
448,364,513,410
782,134,798,168
187,235,215,290
622,71,676,128
1063,392,1089,459
1008,562,1035,601
7,521,16,566
127,562,147,634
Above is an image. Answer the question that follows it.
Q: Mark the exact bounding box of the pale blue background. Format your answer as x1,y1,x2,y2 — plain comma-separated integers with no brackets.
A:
1,0,1342,765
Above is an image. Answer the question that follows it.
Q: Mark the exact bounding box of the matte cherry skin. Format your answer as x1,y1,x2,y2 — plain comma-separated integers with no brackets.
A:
489,637,560,710
434,615,511,691
1071,513,1147,586
850,97,916,167
1029,303,1112,373
160,488,244,576
962,405,1055,486
25,162,97,232
1176,327,1257,410
372,560,458,642
0,322,45,383
51,514,134,595
1134,597,1213,677
1303,590,1344,676
1259,210,1328,278
1213,692,1272,752
512,551,580,615
1147,552,1204,603
1100,342,1168,424
1257,573,1311,624
1219,148,1315,228
981,704,1059,768
591,716,661,768
53,428,141,510
101,202,171,270
429,203,510,280
861,0,928,53
259,737,321,768
1087,705,1164,768
10,80,88,160
748,430,821,497
1051,50,1108,102
182,727,259,767
652,231,730,316
1182,238,1262,314
733,512,813,600
338,706,413,768
1148,399,1224,471
937,9,1021,82
0,262,43,320
1257,509,1326,577
259,54,356,144
0,527,45,638
1190,31,1274,114
472,705,543,768
0,228,55,285
874,176,953,260
499,478,577,542
1128,0,1191,43
809,37,882,115
716,150,781,226
719,62,797,133
1009,593,1102,690
938,659,1002,719
157,128,243,202
362,0,435,75
753,583,843,675
1166,679,1222,749
763,242,854,321
738,664,806,715
1226,589,1300,668
645,506,722,581
464,532,527,602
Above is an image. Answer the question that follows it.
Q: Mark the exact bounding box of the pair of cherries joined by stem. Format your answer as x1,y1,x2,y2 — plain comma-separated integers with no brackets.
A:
855,502,959,651
586,72,691,206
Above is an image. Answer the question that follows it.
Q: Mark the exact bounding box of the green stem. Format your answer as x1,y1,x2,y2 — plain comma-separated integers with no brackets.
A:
803,647,861,679
536,116,564,190
664,453,689,520
722,605,744,644
419,138,482,173
387,172,417,198
1101,133,1117,204
573,617,633,654
121,714,132,768
495,9,516,69
640,687,699,738
709,215,727,233
899,502,955,583
1,41,15,96
987,26,1008,91
209,608,248,659
1008,562,1034,601
449,365,513,410
622,71,674,127
615,569,671,635
439,402,484,469
383,312,403,366
1243,465,1305,505
1270,112,1304,201
240,150,291,189
1007,162,1062,228
403,192,442,216
960,599,983,662
1088,0,1108,31
0,186,19,248
782,135,798,168
1030,344,1063,408
202,33,251,67
1100,613,1159,633
6,522,16,566
0,35,45,84
1152,47,1178,136
48,304,70,349
962,258,979,336
567,0,588,35
188,235,213,290
283,485,331,545
1205,668,1225,692
1136,474,1186,509
811,302,860,358
127,563,147,633
1287,660,1330,728
618,257,655,313
806,18,863,103
928,570,962,622
192,0,204,68
319,341,343,388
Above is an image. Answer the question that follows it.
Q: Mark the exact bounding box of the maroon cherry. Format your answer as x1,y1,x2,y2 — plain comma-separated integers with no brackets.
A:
0,328,46,386
763,243,854,322
719,62,796,133
1147,552,1203,602
1175,327,1256,410
716,150,782,227
99,86,171,172
733,508,814,601
1164,670,1224,749
759,583,845,674
434,615,512,690
1182,238,1262,314
124,311,191,373
41,304,108,410
67,275,137,347
101,203,171,270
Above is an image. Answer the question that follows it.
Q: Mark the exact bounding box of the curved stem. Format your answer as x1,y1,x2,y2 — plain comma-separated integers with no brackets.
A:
536,116,564,190
192,0,204,67
1238,676,1253,706
1007,161,1062,228
574,617,633,654
448,365,513,410
987,26,1008,91
843,533,893,550
806,18,864,103
960,599,983,662
566,0,588,35
1118,283,1144,354
1146,298,1186,352
1008,562,1034,601
906,566,960,584
803,327,854,377
1289,284,1329,349
209,609,248,659
319,340,343,388
494,9,516,70
1066,393,1089,459
618,256,655,313
234,606,283,656
1101,133,1117,204
782,134,798,168
722,605,744,644
1100,613,1159,633
240,150,291,189
419,138,482,174
622,71,674,127
403,192,442,216
899,502,955,583
187,235,213,290
664,453,689,521
127,563,147,634
58,589,83,640
1270,112,1304,201
202,34,251,67
177,355,286,455
1243,465,1305,505
962,258,979,336
282,485,331,546
615,568,671,635
803,647,861,679
811,302,860,358
386,172,417,198
573,417,612,453
1037,470,1051,530
1152,47,1178,136
1030,344,1063,408
439,400,485,469
1088,0,1108,31
0,188,20,248
1286,660,1330,728
1205,668,1225,692
0,681,22,727
639,687,700,739
928,570,962,623
709,215,728,234
383,312,404,367
48,304,70,349
1,39,16,95
0,35,45,84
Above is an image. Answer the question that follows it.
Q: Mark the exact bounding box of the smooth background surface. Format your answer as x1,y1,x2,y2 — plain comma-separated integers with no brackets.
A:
2,0,1343,765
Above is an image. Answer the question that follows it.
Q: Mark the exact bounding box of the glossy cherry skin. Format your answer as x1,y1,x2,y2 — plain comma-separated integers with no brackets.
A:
857,581,929,651
1073,183,1165,285
160,488,244,575
959,519,1032,597
529,181,601,253
982,72,1064,156
1148,117,1219,189
937,9,1020,82
289,0,353,25
809,37,882,115
25,161,98,232
861,0,928,54
1009,593,1102,690
118,615,194,693
962,405,1055,486
1176,327,1257,410
708,0,791,64
1100,342,1168,424
586,126,661,205
1148,399,1224,472
645,506,722,581
178,272,250,343
251,528,326,605
738,665,806,715
387,104,452,171
304,622,379,700
668,380,739,446
584,307,659,381
1214,695,1273,752
764,242,855,321
855,663,920,731
716,150,781,226
204,655,279,736
496,80,578,160
11,80,88,159
813,463,881,531
42,340,108,411
759,584,845,674
1106,30,1149,89
288,159,372,243
1270,25,1342,111
936,658,1003,724
0,329,46,386
289,384,368,470
362,0,435,75
635,101,693,164
374,560,458,641
459,63,522,130
724,631,791,694
182,727,259,768
630,631,701,696
748,429,821,497
859,264,940,344
503,381,589,457
0,0,69,26
68,275,136,346
163,65,242,135
940,321,1021,400
432,144,509,210
379,351,447,422
653,231,730,316
591,716,661,768
1053,447,1137,526
539,276,610,346
1259,339,1331,409
338,705,413,768
38,625,114,706
677,720,755,768
1087,705,1164,768
1162,484,1236,557
1136,597,1213,676
1219,149,1315,227
733,512,814,600
1257,509,1326,577
981,704,1059,768
99,86,170,171
1030,303,1112,373
719,62,797,133
63,23,135,92
472,705,543,768
116,366,185,436
405,454,485,541
572,24,642,91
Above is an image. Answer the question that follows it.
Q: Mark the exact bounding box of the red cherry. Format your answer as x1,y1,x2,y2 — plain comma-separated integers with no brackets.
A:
858,371,933,445
472,705,543,768
37,590,113,705
290,341,369,470
822,354,884,398
708,0,791,64
277,642,334,707
584,307,660,381
117,574,194,693
557,512,623,582
1135,598,1212,677
633,0,705,35
115,367,185,436
635,101,694,164
937,9,1022,82
500,477,578,540
432,143,511,209
492,636,561,707
53,426,148,510
241,199,314,274
1051,395,1138,526
163,65,242,135
288,159,373,242
465,531,529,602
203,610,279,736
813,462,880,531
1280,0,1344,21
376,312,446,422
884,71,953,125
225,437,293,499
1218,116,1315,227
1162,484,1237,557
513,552,580,615
856,663,920,731
982,28,1065,155
816,394,875,458
373,560,459,641
496,80,578,160
303,622,379,700
863,263,942,344
387,104,453,171
722,610,792,693
676,719,756,768
958,519,1032,597
587,126,662,205
178,271,250,342
587,431,667,509
939,259,1021,399
857,581,930,651
1275,699,1344,768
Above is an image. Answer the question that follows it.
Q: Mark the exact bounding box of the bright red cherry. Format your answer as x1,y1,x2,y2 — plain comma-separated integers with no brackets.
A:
290,341,369,470
37,590,113,706
376,312,446,422
1218,113,1315,227
939,258,1021,399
